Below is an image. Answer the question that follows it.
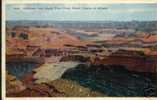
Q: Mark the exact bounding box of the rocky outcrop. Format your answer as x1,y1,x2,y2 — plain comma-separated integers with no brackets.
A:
8,83,66,97
6,72,26,96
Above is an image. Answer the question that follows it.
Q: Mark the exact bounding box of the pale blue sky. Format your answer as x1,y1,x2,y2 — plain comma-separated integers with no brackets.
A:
6,4,157,21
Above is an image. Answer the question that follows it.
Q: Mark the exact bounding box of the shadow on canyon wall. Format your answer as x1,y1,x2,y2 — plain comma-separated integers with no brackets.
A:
6,62,38,79
61,64,157,97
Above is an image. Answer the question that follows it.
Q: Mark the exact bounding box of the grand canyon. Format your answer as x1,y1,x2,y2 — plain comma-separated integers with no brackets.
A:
6,20,157,97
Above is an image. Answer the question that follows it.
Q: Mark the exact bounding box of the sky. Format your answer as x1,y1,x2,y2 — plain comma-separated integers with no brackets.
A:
6,4,157,21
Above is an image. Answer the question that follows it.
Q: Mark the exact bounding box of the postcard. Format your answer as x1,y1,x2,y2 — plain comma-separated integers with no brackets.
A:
2,0,157,100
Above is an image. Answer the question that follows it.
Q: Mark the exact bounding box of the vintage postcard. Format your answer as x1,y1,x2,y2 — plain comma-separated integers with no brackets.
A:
2,0,157,100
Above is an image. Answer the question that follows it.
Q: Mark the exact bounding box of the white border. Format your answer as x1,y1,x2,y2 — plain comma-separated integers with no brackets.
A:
5,0,157,4
2,0,157,100
2,0,6,100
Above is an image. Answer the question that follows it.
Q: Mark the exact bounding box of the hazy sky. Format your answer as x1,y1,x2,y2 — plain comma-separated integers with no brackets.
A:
6,4,157,21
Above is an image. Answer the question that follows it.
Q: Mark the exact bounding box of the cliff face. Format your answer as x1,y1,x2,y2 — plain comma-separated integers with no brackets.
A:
100,56,157,73
97,55,157,73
